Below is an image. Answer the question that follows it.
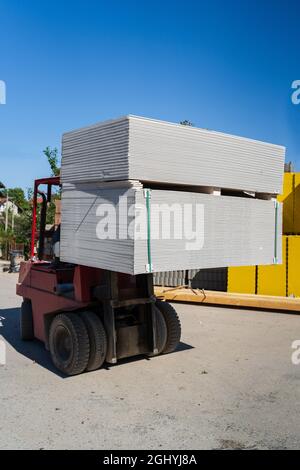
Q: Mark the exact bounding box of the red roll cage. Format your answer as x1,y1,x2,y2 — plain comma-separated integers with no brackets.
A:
30,176,61,259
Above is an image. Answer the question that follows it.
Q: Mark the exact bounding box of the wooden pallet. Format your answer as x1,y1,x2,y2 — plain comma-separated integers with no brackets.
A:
154,287,300,312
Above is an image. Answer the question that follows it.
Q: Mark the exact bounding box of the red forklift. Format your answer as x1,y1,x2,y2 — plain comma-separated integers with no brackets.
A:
16,177,181,375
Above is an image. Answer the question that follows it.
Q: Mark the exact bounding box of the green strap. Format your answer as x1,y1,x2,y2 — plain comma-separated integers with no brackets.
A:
274,201,279,264
145,189,152,272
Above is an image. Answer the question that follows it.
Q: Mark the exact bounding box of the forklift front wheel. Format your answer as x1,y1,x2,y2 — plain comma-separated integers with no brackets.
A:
148,306,167,356
80,311,107,371
49,313,90,376
156,300,181,354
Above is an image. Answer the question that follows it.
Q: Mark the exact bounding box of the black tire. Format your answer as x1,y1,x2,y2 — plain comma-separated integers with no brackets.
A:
49,313,90,376
80,311,107,371
20,299,34,341
156,300,181,354
148,305,167,356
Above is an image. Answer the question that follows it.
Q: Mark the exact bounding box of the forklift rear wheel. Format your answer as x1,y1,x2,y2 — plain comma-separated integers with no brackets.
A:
80,311,107,371
148,306,167,356
49,313,90,376
20,299,34,341
156,300,181,354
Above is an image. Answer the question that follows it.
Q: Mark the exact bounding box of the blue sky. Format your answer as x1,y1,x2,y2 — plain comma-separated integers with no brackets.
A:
0,0,299,191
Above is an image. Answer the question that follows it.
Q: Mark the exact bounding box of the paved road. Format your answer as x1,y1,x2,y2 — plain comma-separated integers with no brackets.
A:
0,272,300,449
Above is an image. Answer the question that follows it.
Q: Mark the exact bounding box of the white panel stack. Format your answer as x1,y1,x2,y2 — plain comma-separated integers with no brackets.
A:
62,115,285,194
153,270,186,287
60,182,282,275
60,115,284,275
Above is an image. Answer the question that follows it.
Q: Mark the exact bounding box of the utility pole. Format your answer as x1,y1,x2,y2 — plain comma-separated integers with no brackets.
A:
4,189,9,260
5,188,9,232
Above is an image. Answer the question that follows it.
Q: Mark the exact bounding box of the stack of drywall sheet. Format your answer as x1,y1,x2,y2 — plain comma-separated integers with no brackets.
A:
153,271,186,287
60,182,282,275
61,115,285,195
60,181,139,274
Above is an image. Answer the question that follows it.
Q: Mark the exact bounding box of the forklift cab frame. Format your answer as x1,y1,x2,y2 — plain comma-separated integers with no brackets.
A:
30,176,60,260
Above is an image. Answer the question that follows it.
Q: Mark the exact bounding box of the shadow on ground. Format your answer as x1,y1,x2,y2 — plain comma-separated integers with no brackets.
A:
0,307,194,378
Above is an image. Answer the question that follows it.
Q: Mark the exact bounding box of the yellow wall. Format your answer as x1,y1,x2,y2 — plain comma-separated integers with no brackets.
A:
278,172,293,233
288,236,300,297
278,173,300,234
294,174,300,234
257,236,287,296
228,236,300,298
226,174,300,298
228,266,256,294
227,174,300,298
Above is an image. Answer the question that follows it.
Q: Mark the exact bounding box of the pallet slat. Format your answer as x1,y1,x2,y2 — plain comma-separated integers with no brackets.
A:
154,287,300,312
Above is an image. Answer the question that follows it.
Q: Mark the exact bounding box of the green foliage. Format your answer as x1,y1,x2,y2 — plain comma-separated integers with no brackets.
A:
0,226,15,258
0,146,62,259
0,187,29,211
27,187,33,202
180,120,194,126
9,187,26,208
8,188,27,209
0,187,32,258
43,146,61,176
0,226,14,242
13,210,32,258
46,198,60,225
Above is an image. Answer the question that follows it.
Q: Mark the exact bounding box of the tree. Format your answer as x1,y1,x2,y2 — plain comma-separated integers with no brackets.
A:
13,210,32,258
0,181,5,199
0,226,15,259
27,187,33,202
180,120,194,126
0,146,62,259
42,146,61,225
3,187,27,209
43,146,61,176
